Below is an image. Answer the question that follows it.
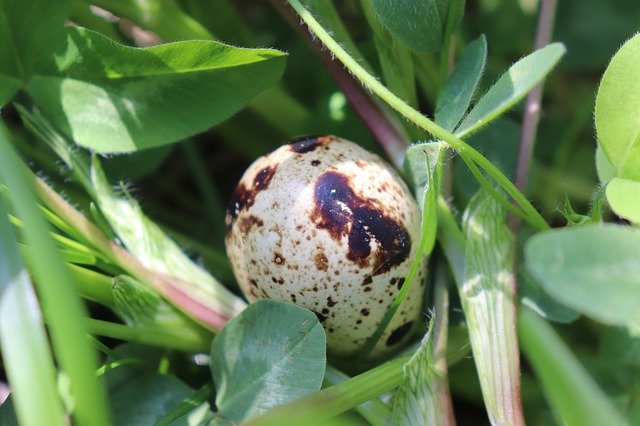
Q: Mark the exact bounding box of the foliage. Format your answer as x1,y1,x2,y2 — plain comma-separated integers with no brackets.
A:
0,0,639,425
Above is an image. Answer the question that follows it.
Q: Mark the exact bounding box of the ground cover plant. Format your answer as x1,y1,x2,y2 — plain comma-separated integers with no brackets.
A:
0,0,639,425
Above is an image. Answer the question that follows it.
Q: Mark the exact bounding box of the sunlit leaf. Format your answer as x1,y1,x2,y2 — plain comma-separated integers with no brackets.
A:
28,27,286,153
525,224,640,328
210,300,326,423
455,43,565,138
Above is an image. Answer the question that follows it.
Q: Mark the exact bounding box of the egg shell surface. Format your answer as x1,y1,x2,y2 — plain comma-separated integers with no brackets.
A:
225,136,426,358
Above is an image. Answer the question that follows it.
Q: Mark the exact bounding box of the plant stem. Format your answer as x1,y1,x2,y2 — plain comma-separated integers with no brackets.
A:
34,177,240,330
245,356,410,426
431,261,456,425
324,365,391,425
285,0,549,231
515,0,558,192
85,318,210,352
268,0,409,168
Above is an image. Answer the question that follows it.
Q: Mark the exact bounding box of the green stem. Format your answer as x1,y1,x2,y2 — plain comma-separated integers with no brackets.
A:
245,356,410,426
156,384,214,426
324,365,391,426
286,0,549,231
358,147,443,359
85,318,211,352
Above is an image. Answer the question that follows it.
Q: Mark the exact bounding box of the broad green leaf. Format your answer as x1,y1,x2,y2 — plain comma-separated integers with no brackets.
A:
0,198,66,426
595,144,617,184
244,355,408,426
461,190,523,425
391,320,448,425
370,0,443,53
28,27,287,153
519,267,580,324
109,373,193,425
436,35,487,132
210,300,326,423
0,0,70,77
0,124,110,426
455,43,566,138
606,177,640,224
525,224,640,328
519,307,625,426
103,344,194,425
594,34,640,171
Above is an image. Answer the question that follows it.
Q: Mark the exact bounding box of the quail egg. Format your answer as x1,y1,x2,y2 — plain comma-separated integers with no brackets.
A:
224,136,426,358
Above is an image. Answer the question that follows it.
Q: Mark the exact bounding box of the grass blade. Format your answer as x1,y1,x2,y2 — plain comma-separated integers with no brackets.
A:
0,198,66,426
0,124,110,426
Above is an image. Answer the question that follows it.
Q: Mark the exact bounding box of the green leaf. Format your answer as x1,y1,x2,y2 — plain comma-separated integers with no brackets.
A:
0,198,66,426
436,35,487,131
102,344,194,425
110,374,193,425
519,307,625,426
28,27,287,153
391,319,446,425
525,224,640,328
594,34,640,171
244,355,408,426
519,267,580,324
210,300,326,423
596,144,617,184
606,177,640,224
455,43,566,138
370,0,444,53
461,189,523,424
0,0,70,78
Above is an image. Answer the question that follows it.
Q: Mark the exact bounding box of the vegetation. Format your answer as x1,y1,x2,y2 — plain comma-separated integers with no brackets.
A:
0,1,639,425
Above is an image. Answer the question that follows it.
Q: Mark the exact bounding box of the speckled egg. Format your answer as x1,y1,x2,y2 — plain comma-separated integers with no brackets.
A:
224,136,426,358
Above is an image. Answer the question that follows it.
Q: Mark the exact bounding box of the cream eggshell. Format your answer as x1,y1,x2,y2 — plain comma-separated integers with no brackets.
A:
224,136,426,358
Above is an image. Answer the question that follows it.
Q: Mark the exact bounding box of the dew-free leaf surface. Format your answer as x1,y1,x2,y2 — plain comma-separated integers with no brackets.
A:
210,300,326,423
28,27,286,153
525,224,640,329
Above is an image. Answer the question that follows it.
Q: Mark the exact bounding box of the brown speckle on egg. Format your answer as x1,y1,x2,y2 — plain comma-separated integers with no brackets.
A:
225,136,426,358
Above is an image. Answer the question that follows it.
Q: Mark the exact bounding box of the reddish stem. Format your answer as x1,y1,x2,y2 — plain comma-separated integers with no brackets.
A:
267,0,408,168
